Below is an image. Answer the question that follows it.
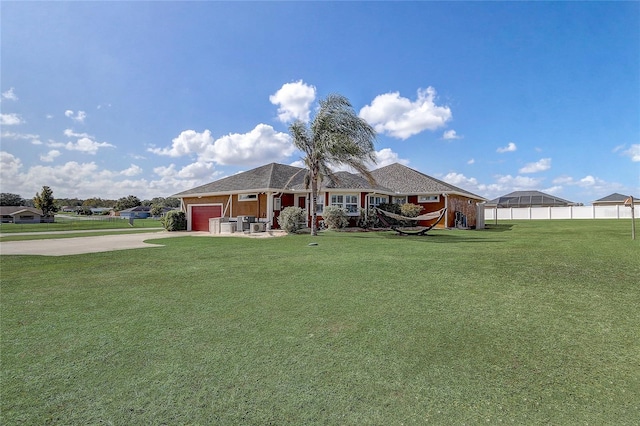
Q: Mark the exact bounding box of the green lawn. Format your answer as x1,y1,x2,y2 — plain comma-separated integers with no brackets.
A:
1,220,638,424
0,217,163,234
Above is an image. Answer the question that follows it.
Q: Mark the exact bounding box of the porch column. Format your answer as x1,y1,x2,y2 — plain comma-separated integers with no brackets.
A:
266,192,274,226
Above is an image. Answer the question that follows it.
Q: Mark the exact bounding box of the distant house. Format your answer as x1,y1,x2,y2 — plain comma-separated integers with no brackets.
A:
90,207,113,215
118,206,151,219
172,162,487,232
0,206,45,224
592,193,639,207
485,191,577,208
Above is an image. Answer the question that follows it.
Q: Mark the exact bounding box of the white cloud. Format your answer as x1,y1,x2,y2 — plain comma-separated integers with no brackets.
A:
2,88,18,101
50,137,115,155
519,158,551,174
372,148,409,168
621,144,640,162
151,125,294,167
1,113,25,126
1,131,41,145
205,124,294,166
0,151,23,181
443,172,479,188
64,110,86,123
497,142,517,153
269,80,317,123
40,150,61,162
64,129,92,138
120,164,143,177
543,185,563,195
467,158,475,165
0,150,222,200
149,129,215,158
442,129,461,140
289,159,305,168
359,87,452,140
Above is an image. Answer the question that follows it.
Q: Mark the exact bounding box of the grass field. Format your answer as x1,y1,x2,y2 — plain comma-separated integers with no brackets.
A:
1,220,638,424
0,216,163,234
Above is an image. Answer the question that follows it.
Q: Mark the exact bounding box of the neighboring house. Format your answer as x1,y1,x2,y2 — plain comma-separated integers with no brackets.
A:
118,206,151,219
0,206,44,224
485,190,577,208
90,207,113,215
592,193,639,207
172,162,487,232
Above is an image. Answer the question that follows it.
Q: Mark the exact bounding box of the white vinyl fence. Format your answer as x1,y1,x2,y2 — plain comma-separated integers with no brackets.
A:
484,205,636,221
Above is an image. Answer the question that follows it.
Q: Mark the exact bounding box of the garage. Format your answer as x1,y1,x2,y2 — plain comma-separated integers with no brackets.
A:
191,205,222,231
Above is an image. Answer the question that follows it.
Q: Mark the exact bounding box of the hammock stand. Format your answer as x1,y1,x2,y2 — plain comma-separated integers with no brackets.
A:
375,207,447,236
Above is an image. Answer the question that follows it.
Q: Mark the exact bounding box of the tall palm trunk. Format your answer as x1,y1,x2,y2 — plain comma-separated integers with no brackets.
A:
310,171,319,236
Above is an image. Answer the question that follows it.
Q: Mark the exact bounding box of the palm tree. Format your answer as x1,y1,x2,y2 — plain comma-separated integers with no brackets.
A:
289,94,377,236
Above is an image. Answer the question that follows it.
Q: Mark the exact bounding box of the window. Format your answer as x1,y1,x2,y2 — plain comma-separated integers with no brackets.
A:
418,195,439,203
368,196,388,209
313,196,324,214
393,196,406,205
331,194,359,214
238,193,258,201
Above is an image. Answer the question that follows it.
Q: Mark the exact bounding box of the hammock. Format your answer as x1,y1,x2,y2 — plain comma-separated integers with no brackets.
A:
375,207,447,236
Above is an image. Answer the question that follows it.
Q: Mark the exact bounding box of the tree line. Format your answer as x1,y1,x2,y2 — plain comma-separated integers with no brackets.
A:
1,189,179,216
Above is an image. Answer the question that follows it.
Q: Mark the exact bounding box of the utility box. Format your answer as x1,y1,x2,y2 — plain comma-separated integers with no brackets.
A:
209,217,229,234
236,216,256,232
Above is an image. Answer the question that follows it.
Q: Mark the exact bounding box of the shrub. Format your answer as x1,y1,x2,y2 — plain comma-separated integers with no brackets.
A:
399,203,423,227
278,206,306,233
376,203,402,227
322,205,349,230
377,202,401,215
400,203,422,218
358,208,378,229
162,210,186,231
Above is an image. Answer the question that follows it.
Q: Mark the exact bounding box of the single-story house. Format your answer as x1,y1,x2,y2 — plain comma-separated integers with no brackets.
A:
172,162,487,232
0,206,45,224
118,206,151,219
485,190,577,208
592,193,639,207
90,207,113,215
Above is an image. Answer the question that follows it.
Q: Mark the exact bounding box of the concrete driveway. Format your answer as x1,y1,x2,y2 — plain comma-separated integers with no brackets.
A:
0,231,190,256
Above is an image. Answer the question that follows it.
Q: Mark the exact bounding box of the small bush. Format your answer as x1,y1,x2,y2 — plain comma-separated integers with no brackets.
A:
400,203,422,218
278,206,306,233
322,206,349,230
358,208,378,229
377,203,401,215
162,210,186,231
400,203,422,226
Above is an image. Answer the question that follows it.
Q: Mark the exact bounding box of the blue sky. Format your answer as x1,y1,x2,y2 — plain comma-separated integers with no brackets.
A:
1,1,638,204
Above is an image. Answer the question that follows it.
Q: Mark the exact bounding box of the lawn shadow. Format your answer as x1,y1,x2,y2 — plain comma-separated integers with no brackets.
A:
482,224,514,232
344,229,505,244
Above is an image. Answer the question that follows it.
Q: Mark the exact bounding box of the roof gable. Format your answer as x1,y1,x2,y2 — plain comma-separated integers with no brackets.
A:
593,193,636,203
370,163,485,199
173,163,306,197
0,206,42,216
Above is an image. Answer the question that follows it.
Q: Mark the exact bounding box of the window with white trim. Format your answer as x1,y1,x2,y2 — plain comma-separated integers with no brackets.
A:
313,196,324,214
238,193,258,201
418,195,439,203
331,194,359,214
393,196,406,205
368,196,388,209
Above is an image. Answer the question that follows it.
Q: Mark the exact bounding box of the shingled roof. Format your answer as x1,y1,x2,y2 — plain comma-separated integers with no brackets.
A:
370,163,485,199
289,171,391,192
173,163,306,196
593,193,637,204
486,190,575,207
173,162,486,200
